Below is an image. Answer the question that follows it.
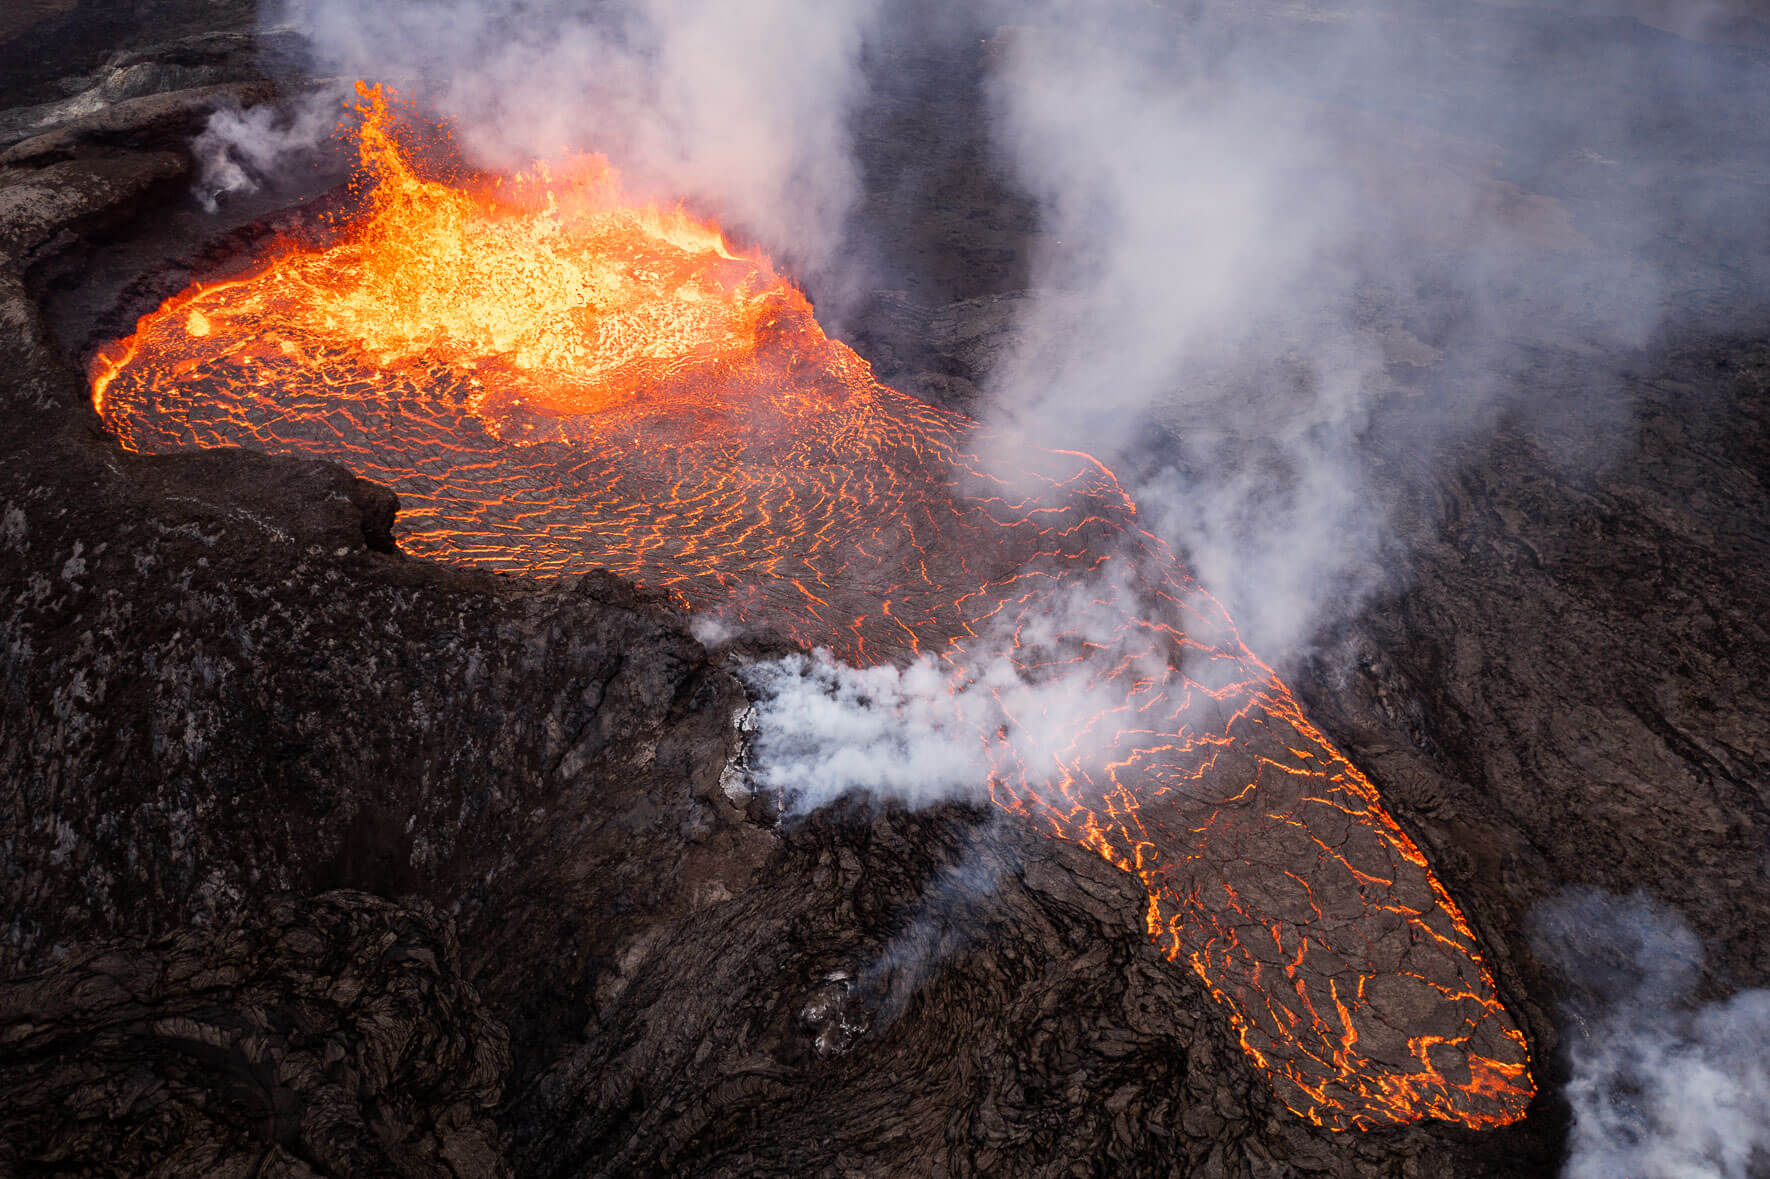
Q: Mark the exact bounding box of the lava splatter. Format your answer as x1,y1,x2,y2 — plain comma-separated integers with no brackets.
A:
92,85,1532,1130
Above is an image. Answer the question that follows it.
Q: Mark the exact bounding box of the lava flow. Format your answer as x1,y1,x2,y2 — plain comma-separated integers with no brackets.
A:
92,85,1533,1131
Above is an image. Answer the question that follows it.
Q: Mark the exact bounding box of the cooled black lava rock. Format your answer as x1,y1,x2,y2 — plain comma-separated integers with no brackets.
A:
0,4,1767,1178
0,890,510,1178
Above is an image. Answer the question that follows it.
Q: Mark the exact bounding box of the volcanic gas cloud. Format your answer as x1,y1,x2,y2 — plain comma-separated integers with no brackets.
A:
93,86,1532,1131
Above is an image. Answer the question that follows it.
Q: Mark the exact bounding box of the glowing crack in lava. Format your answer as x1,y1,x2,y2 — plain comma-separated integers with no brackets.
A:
93,86,1532,1131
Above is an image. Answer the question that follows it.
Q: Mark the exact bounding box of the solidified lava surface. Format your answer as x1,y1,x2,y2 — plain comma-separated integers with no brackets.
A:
91,86,1532,1130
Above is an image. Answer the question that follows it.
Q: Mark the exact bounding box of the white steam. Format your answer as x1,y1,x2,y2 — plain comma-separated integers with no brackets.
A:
264,0,881,278
980,22,1395,653
742,651,990,810
1534,890,1770,1179
741,638,1141,816
976,0,1749,655
737,566,1171,814
192,91,344,212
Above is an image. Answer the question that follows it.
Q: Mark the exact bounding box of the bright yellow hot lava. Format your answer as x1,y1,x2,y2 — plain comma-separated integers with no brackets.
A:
92,84,1534,1132
321,103,772,413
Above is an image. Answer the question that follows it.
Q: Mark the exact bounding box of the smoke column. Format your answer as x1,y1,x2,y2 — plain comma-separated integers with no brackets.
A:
192,93,345,211
736,564,1164,817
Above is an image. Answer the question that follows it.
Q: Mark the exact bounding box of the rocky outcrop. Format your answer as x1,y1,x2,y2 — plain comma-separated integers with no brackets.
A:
0,2,272,144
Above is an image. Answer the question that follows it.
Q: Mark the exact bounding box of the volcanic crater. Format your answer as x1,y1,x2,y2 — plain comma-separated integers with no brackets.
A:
2,4,1768,1179
89,83,1535,1133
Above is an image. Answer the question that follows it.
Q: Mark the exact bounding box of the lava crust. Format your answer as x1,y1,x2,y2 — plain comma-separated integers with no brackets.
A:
92,86,1531,1130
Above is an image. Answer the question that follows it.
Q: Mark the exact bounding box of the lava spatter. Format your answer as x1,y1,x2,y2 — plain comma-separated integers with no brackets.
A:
92,84,1533,1130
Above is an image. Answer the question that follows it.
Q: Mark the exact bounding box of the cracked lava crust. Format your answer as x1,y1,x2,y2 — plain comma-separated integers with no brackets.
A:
90,85,1533,1131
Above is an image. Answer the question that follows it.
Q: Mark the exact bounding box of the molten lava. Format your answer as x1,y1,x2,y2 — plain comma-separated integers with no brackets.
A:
93,85,1533,1131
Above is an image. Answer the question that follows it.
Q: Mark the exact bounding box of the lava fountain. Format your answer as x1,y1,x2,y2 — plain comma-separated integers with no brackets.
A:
92,86,1532,1131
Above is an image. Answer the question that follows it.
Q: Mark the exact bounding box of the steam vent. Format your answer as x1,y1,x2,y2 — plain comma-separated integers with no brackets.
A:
4,4,1769,1178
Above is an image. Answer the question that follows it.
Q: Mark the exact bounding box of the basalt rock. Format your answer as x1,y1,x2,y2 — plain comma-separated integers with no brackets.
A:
0,4,1767,1179
0,890,511,1178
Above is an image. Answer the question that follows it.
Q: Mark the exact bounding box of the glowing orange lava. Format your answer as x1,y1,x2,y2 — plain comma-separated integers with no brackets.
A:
92,85,1533,1131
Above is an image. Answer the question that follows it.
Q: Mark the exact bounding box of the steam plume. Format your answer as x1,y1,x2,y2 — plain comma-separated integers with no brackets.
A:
1534,890,1770,1179
735,568,1161,814
264,0,882,278
192,91,345,211
742,651,990,812
978,0,1766,656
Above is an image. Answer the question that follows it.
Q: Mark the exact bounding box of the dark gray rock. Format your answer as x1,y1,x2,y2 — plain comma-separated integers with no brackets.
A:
0,2,263,115
0,152,187,271
0,890,511,1178
0,81,282,166
0,3,1765,1177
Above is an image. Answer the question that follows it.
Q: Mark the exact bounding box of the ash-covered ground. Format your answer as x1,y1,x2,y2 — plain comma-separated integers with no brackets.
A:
1,2,1768,1177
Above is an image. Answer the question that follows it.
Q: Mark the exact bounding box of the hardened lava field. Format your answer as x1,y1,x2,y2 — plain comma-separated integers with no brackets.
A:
92,86,1532,1131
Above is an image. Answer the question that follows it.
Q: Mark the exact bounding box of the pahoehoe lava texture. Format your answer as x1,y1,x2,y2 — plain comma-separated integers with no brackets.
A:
91,92,1529,1130
2,4,1769,1176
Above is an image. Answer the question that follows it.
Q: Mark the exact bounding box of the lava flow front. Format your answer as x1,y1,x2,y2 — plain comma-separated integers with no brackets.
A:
93,86,1532,1131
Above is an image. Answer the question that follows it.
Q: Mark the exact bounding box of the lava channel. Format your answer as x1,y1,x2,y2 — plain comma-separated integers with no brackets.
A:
91,85,1533,1131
